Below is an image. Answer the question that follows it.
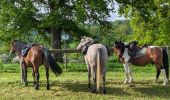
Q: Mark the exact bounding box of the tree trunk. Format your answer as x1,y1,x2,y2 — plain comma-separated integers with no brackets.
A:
51,28,63,61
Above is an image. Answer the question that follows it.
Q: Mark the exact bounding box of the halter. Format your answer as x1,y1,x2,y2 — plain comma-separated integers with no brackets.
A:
77,37,99,55
80,40,99,55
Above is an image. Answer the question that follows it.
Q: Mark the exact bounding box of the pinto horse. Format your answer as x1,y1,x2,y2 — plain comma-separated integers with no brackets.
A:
77,36,108,94
10,40,62,90
113,41,169,85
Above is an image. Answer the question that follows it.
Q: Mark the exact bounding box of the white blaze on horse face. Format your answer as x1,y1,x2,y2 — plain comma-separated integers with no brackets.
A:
123,48,130,63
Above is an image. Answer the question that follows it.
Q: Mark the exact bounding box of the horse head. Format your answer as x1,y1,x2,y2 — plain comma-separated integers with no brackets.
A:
114,41,126,62
77,36,94,52
126,41,138,50
10,40,27,56
10,40,19,54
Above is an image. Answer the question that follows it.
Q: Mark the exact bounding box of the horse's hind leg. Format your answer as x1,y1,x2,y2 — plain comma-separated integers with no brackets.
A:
102,67,106,94
34,67,40,90
92,67,97,93
161,68,168,85
123,63,130,84
155,68,161,83
43,59,50,90
45,65,50,90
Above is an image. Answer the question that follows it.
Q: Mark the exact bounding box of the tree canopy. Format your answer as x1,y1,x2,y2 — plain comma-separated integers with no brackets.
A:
0,0,114,45
116,0,170,45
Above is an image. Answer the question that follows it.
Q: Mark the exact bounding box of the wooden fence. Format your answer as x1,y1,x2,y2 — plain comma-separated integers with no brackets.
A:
50,46,170,69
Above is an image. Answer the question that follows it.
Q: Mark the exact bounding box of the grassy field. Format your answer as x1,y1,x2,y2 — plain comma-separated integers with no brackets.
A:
0,62,170,100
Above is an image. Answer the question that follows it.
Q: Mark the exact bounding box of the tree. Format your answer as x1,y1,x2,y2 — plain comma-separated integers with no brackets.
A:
0,0,114,59
116,0,170,45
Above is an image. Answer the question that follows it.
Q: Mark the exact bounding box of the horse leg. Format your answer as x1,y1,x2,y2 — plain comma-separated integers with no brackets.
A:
102,67,107,94
155,68,161,83
161,68,168,85
127,63,133,83
123,63,130,84
92,67,97,93
23,65,28,86
20,58,24,83
34,67,40,90
45,66,50,90
87,65,91,88
32,69,36,86
85,56,91,88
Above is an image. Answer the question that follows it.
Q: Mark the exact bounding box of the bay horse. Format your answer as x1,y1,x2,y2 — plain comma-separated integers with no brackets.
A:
10,40,62,90
113,41,169,85
77,36,108,94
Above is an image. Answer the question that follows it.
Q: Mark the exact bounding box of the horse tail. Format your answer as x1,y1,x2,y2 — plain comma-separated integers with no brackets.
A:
163,49,169,80
96,48,102,91
43,48,62,76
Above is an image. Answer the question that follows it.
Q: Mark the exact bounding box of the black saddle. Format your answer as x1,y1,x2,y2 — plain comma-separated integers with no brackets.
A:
21,44,38,57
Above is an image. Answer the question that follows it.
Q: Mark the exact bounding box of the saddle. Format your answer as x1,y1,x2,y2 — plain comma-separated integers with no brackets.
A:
21,43,38,57
127,41,148,57
82,41,111,56
82,41,99,55
128,47,147,57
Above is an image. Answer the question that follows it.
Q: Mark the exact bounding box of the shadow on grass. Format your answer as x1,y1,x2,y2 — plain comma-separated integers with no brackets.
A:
132,85,170,99
51,80,131,96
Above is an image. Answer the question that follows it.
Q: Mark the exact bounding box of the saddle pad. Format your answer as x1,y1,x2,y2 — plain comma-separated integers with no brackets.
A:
135,48,147,57
21,44,37,57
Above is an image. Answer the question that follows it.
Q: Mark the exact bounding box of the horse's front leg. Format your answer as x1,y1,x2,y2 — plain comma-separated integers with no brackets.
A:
127,63,133,83
20,58,24,83
123,63,130,84
87,66,91,89
23,64,28,86
85,56,91,88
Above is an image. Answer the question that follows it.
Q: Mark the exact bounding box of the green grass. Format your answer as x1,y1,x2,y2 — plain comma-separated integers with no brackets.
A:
0,63,170,100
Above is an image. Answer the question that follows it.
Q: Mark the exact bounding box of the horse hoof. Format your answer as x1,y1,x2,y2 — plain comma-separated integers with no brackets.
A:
33,82,36,86
154,79,158,83
35,85,39,90
123,81,128,84
102,89,106,94
163,83,167,86
88,85,91,89
46,84,50,90
24,82,28,86
91,88,96,93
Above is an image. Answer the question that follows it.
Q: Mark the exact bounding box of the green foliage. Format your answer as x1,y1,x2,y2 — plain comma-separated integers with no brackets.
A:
116,0,170,45
85,20,132,46
0,0,115,53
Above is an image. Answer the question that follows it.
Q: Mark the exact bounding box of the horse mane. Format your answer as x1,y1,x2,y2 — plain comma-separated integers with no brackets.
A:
12,40,27,57
12,40,27,45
